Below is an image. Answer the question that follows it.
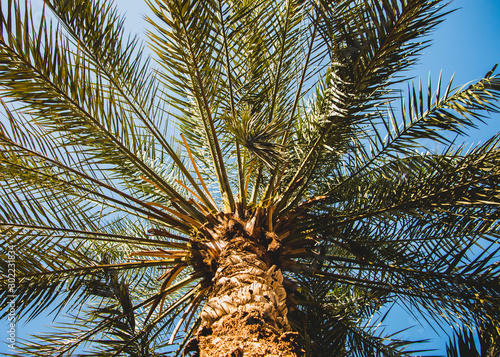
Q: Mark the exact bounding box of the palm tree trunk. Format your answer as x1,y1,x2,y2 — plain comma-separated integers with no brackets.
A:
187,233,302,356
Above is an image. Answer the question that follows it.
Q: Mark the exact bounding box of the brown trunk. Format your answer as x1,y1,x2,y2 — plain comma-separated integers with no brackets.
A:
186,233,302,357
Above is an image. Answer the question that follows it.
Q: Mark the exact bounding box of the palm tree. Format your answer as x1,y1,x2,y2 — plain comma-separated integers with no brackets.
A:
446,320,500,357
0,0,499,355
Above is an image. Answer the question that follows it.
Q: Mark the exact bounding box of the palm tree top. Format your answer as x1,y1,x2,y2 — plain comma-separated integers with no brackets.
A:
0,0,499,355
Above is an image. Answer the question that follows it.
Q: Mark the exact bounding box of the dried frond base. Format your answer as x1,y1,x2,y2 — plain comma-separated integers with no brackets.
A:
188,310,302,357
184,213,304,356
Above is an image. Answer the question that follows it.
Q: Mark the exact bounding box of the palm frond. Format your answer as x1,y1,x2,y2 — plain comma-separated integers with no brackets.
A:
44,0,219,213
446,320,500,357
0,0,199,214
275,0,451,213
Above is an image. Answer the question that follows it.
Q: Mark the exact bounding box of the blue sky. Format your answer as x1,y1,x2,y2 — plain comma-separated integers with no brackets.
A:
2,0,500,355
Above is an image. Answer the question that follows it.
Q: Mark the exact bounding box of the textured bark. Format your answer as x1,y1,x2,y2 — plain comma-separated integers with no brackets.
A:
186,225,302,357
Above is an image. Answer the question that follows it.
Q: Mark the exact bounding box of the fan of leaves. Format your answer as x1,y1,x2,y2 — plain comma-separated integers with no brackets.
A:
0,0,499,355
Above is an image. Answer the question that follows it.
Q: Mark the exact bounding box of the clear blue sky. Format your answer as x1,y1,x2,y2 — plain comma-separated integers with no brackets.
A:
2,0,500,355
